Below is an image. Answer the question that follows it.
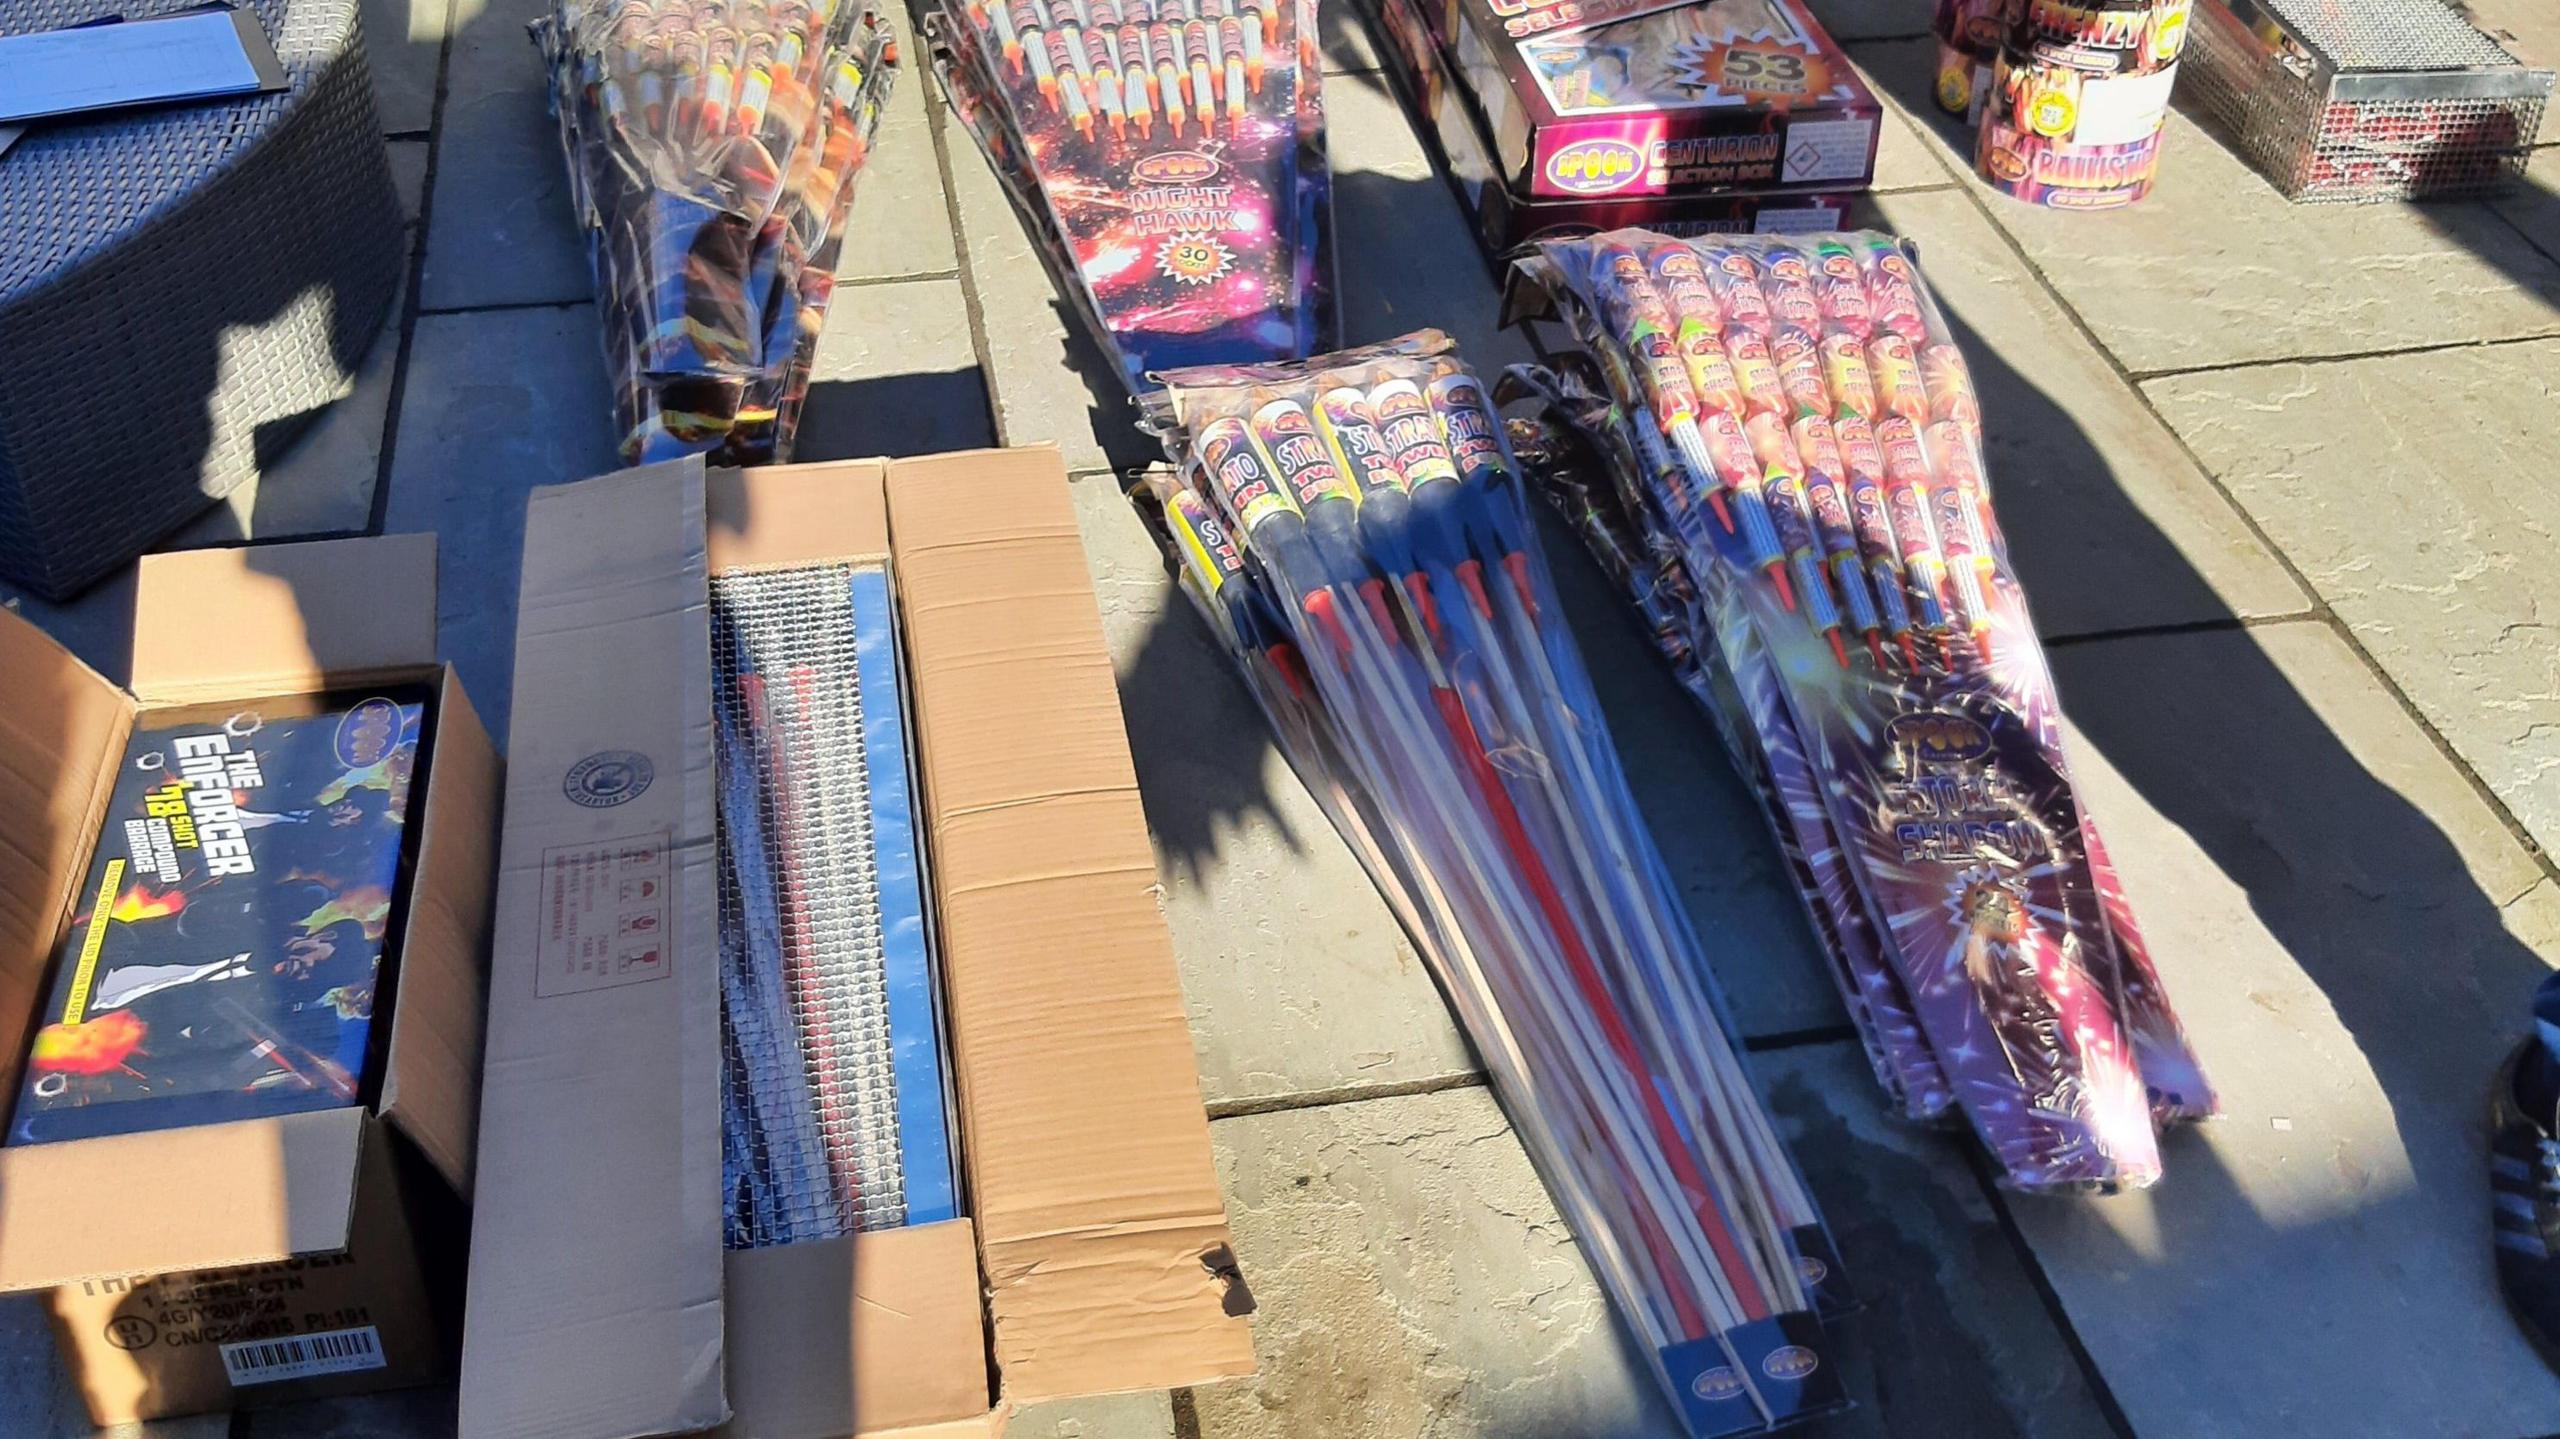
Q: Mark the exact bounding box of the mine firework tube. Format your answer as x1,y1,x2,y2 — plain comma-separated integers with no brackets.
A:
1748,411,1846,665
1770,326,1830,418
1149,23,1188,131
1089,0,1126,67
1868,331,1927,429
1920,342,1981,446
1232,9,1265,90
1698,408,1789,595
1094,56,1128,134
1004,0,1044,73
698,28,736,140
1758,246,1824,333
1251,0,1277,43
1720,324,1787,418
1701,246,1773,335
1058,21,1101,102
1793,414,1885,664
1863,238,1928,342
735,33,776,134
1876,416,1951,630
1188,17,1221,106
1820,331,1877,421
1811,240,1873,338
1835,411,1918,664
1024,8,1064,104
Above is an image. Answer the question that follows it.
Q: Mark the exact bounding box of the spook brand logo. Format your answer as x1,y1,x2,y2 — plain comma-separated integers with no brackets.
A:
1546,137,1645,194
1134,150,1219,184
1762,1345,1821,1381
1691,1366,1746,1401
1887,711,1993,763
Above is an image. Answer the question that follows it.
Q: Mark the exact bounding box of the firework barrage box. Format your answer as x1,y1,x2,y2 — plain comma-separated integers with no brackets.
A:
0,534,501,1424
1361,0,1860,258
1383,0,1881,227
461,448,1253,1439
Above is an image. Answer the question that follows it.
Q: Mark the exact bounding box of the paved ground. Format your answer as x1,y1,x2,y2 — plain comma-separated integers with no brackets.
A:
6,0,2560,1434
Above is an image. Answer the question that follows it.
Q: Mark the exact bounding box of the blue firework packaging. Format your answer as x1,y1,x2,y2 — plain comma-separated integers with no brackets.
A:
10,689,432,1146
1512,229,2212,1192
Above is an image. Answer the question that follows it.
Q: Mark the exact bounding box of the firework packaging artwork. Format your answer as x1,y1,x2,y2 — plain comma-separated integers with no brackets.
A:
530,0,899,464
922,0,1337,390
1508,231,2214,1190
1140,333,1849,1435
10,691,430,1146
1970,0,2186,208
1360,0,1858,260
1930,0,2003,119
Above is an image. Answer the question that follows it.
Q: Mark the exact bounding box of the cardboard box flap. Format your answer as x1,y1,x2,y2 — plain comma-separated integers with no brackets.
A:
707,460,890,572
0,1106,364,1292
884,449,1255,1404
377,669,499,1197
129,536,439,705
0,606,133,1107
460,459,728,1439
717,1221,990,1439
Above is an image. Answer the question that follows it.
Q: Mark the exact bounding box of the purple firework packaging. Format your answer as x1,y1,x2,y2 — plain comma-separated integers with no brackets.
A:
1510,228,2213,1191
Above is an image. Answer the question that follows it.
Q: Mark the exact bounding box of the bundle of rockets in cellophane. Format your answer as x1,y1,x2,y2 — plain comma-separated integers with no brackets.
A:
1138,332,1851,1437
532,0,898,464
1504,231,2216,1192
923,0,1335,392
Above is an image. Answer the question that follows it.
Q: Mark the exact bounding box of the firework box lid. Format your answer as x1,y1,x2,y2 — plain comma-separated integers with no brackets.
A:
0,533,501,1422
1413,0,1882,201
460,447,1253,1439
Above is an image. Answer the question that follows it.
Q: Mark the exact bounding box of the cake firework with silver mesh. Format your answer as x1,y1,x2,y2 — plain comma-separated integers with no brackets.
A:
712,562,954,1249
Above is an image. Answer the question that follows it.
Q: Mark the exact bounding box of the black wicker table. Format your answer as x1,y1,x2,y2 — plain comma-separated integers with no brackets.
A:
0,0,402,598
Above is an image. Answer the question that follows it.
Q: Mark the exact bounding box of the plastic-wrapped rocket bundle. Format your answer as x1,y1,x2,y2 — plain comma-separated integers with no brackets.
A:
922,0,1336,391
531,0,898,464
1142,333,1850,1436
1508,232,2214,1191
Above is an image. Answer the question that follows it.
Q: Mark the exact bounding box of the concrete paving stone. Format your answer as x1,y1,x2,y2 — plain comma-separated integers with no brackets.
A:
2016,622,2560,1439
0,1295,229,1439
1805,0,1937,42
1843,37,2560,373
0,571,136,683
841,8,962,283
234,1384,455,1437
2144,342,2560,856
1844,48,1964,194
794,277,996,460
1851,188,2312,638
389,138,430,222
1193,1072,2112,1438
2492,143,2560,266
366,0,451,133
418,0,595,312
1010,1391,1179,1439
1322,0,1385,73
2453,0,2560,75
383,305,620,740
1067,471,1482,1105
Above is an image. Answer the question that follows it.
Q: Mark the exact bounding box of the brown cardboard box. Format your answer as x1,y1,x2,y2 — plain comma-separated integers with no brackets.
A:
0,534,500,1423
461,447,1254,1439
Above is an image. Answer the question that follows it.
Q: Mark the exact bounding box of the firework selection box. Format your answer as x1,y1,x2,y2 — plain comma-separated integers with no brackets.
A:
462,448,1253,1439
0,534,501,1425
1360,0,1873,258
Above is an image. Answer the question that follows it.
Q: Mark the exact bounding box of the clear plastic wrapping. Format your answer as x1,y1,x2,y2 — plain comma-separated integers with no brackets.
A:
531,0,899,464
922,0,1336,392
1142,332,1850,1436
1508,230,2213,1192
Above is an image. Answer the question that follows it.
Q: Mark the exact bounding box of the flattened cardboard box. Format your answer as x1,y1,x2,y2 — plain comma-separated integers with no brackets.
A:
0,535,499,1424
462,448,1254,1439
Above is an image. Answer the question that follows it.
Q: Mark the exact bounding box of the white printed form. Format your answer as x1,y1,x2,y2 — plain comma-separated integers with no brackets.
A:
1780,117,1878,184
536,832,672,997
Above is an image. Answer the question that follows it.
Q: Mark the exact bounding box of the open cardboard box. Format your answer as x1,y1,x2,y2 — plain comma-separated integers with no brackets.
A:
0,534,499,1423
462,446,1256,1439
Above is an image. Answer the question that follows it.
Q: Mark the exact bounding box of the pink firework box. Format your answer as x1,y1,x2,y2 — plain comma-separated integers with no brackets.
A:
1423,0,1883,202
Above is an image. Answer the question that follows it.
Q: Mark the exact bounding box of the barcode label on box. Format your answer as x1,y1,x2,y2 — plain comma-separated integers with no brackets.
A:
219,1326,386,1386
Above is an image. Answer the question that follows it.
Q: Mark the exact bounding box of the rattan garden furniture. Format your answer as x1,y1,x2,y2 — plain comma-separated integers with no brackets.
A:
0,0,402,598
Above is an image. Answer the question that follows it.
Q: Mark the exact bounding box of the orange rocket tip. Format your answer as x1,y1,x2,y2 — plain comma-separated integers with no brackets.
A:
1897,633,1920,670
1765,561,1795,611
1502,552,1538,620
1866,633,1890,670
1707,489,1733,533
1456,559,1495,619
1359,579,1402,648
1302,588,1353,657
1826,629,1851,670
1401,574,1446,648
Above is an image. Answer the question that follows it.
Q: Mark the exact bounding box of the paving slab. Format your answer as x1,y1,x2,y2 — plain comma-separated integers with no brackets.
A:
1321,0,1384,74
1851,188,2312,638
1191,1067,2114,1438
235,1385,455,1437
2492,143,2560,266
1806,0,1937,42
2016,621,2560,1439
2453,0,2560,74
794,277,996,460
1012,1392,1180,1439
1068,471,1482,1106
383,305,620,740
0,1295,230,1439
366,0,450,133
418,0,593,312
2144,342,2560,857
840,10,961,283
1842,37,2560,375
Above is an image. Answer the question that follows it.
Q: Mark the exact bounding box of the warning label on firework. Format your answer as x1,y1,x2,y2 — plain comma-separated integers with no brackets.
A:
1780,117,1876,183
536,831,670,997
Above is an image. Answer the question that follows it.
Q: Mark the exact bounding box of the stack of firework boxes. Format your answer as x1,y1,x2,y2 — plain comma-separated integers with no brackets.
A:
1355,0,1885,260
